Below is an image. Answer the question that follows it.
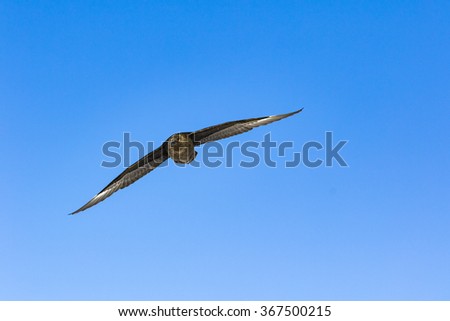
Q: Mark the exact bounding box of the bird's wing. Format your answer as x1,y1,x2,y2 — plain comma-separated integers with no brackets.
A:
190,108,303,146
70,143,169,215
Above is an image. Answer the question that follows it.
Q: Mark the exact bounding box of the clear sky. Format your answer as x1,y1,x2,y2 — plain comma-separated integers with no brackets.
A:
1,1,449,300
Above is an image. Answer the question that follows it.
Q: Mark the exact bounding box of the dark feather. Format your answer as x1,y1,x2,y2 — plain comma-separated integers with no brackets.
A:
70,143,169,214
190,108,303,145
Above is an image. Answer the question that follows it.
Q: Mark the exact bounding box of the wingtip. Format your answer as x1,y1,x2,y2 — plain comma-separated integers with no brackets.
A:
287,108,303,116
284,108,303,117
68,209,82,215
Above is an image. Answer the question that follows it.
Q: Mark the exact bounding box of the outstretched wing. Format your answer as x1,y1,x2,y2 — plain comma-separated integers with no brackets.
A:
70,143,169,215
190,108,303,146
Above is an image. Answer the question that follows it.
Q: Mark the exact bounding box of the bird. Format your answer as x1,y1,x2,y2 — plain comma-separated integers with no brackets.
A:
70,108,303,214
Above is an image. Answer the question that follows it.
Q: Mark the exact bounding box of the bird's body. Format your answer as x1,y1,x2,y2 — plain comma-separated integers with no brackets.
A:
167,133,197,164
71,108,303,214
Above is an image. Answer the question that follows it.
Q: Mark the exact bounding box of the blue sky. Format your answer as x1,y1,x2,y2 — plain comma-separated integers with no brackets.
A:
1,1,449,300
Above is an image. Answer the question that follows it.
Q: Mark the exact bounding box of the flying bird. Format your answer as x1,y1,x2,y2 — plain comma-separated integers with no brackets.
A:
71,108,303,214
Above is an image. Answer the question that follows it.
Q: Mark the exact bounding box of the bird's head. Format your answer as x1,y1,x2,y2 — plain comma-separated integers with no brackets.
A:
168,133,191,147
